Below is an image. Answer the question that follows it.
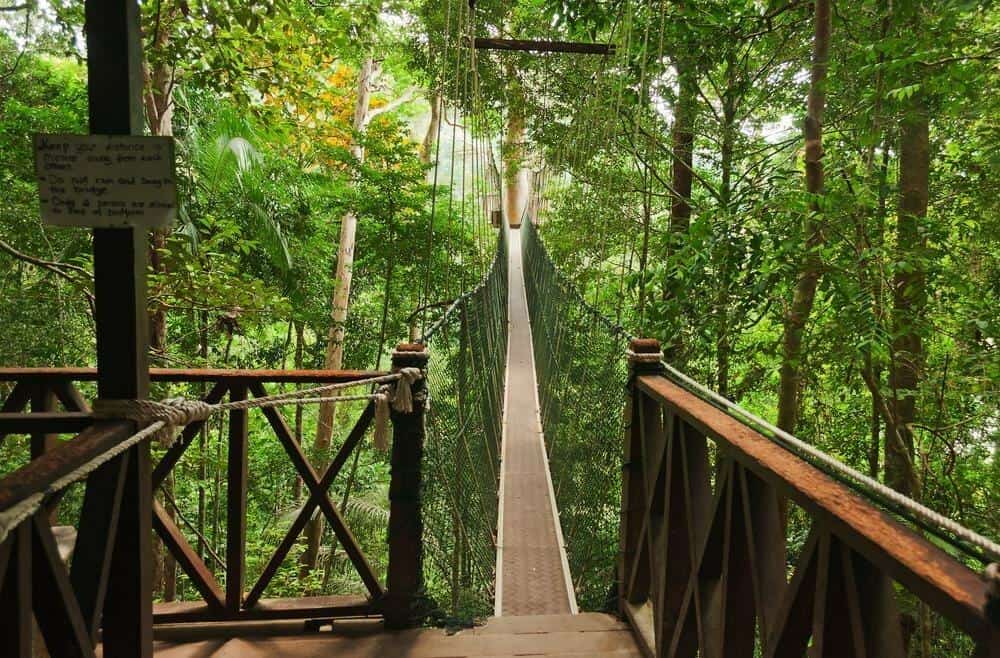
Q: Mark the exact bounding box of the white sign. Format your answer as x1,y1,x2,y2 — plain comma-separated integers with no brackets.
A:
34,134,178,228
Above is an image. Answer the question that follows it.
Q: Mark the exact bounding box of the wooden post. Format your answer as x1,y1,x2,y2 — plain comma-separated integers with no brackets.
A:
384,343,429,629
30,385,59,523
84,1,152,656
29,385,57,460
619,338,663,614
226,384,249,612
0,527,32,657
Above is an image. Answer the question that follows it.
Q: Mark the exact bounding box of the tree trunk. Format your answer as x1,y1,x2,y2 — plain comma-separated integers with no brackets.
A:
162,473,177,601
293,321,305,501
637,164,652,329
305,56,378,576
886,92,928,496
663,53,696,360
421,90,442,170
669,56,695,238
197,311,208,559
776,0,831,433
503,97,530,228
716,98,736,398
143,18,174,357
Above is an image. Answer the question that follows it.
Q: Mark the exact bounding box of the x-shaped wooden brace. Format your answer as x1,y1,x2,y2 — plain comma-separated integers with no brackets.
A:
0,445,130,658
243,381,382,608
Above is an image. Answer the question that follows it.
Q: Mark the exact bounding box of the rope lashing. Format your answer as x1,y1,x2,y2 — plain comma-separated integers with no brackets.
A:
625,348,663,364
0,370,424,545
93,398,214,444
91,369,423,447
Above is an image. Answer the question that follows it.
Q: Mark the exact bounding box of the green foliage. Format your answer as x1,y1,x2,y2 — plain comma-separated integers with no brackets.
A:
0,1,996,647
0,0,488,610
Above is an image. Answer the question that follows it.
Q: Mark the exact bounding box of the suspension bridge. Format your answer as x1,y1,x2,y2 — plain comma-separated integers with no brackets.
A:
1,219,997,656
0,1,998,657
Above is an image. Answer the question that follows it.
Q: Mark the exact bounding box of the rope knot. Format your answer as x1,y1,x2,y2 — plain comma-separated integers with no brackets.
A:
371,367,423,451
391,366,423,413
92,398,214,445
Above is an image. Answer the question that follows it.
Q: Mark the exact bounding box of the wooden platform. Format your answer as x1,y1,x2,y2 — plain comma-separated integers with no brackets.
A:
146,613,642,657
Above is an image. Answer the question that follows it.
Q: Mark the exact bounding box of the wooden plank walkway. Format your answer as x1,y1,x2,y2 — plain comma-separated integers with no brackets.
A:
146,613,641,657
496,228,576,616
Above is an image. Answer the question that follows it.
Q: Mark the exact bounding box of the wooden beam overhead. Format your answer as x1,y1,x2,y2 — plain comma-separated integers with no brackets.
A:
474,37,615,55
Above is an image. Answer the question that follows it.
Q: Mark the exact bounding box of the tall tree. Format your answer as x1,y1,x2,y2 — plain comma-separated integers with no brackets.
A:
504,79,531,227
776,0,831,433
886,48,929,497
305,56,416,575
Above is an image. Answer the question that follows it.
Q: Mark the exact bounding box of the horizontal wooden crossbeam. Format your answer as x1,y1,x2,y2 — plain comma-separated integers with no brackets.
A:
0,421,134,512
0,412,93,435
474,37,615,55
0,367,388,384
153,595,372,625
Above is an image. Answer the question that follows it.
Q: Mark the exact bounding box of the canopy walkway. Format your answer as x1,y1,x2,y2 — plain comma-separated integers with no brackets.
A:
497,228,575,616
0,1,997,656
1,221,997,657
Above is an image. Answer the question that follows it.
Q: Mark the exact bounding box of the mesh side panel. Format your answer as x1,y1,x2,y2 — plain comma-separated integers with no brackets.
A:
421,231,508,621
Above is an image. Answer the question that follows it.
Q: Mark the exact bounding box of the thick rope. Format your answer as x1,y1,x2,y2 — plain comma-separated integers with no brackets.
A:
91,369,422,443
0,418,165,544
0,369,424,544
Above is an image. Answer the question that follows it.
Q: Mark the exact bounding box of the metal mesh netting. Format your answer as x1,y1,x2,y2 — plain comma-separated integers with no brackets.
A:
521,219,630,611
419,228,508,622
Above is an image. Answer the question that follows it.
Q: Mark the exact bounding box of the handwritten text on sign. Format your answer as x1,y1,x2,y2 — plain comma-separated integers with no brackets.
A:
34,134,178,228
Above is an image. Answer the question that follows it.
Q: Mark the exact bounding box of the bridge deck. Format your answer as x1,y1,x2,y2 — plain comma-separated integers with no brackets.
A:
496,228,576,616
146,613,640,657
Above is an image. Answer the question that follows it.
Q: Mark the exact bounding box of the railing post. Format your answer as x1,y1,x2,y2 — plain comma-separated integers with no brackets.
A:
30,384,58,523
384,343,430,629
226,383,249,613
84,1,153,655
619,338,663,616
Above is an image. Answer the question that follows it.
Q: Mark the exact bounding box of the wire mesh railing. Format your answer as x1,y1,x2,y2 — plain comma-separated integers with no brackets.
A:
521,219,630,610
418,227,508,623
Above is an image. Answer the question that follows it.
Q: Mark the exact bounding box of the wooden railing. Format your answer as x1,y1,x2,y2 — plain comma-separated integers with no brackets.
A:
620,339,998,657
0,344,429,655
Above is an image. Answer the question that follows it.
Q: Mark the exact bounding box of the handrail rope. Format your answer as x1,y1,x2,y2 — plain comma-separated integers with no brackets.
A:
525,216,1000,564
0,369,424,544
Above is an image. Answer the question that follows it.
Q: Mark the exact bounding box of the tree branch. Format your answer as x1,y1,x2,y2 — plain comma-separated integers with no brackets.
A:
0,238,93,281
363,86,419,126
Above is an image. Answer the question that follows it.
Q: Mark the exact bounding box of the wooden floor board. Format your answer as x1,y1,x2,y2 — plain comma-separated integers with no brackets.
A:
143,612,641,657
